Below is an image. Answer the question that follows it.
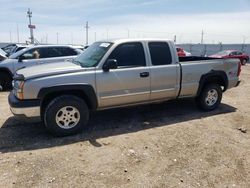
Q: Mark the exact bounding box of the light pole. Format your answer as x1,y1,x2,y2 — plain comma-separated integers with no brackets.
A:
85,21,90,46
27,8,34,44
56,32,59,44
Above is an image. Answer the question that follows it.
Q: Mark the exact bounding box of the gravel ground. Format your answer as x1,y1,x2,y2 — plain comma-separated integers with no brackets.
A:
0,65,250,188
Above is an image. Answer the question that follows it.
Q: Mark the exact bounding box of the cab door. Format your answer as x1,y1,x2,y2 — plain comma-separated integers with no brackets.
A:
148,42,179,100
96,42,150,108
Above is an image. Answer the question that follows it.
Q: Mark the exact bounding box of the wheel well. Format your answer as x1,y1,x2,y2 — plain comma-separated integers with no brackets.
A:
41,90,95,117
197,72,228,96
0,69,12,79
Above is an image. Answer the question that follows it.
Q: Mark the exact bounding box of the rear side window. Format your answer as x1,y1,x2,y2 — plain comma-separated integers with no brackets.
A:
108,42,146,68
57,47,78,56
39,47,62,58
149,42,172,65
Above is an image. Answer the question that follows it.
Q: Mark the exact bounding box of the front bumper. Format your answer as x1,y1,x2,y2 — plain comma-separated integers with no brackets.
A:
8,92,41,118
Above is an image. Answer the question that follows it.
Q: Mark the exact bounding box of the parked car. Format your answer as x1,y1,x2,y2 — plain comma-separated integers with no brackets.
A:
209,50,249,65
176,47,192,57
1,44,17,56
0,45,82,90
9,38,241,136
0,48,7,62
9,44,30,56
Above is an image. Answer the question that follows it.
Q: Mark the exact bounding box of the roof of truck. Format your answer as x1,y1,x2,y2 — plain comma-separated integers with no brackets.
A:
102,38,172,43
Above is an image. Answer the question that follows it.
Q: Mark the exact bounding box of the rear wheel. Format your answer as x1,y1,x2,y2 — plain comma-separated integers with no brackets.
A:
0,72,12,91
43,95,89,136
241,59,247,65
196,83,222,111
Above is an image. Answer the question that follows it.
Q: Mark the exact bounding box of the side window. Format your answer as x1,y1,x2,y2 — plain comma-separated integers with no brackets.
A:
149,42,172,65
230,51,237,56
58,47,78,56
21,48,40,60
237,52,242,55
108,42,146,68
39,47,62,58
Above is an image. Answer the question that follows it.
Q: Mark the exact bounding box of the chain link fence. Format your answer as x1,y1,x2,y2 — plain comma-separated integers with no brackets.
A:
178,44,250,57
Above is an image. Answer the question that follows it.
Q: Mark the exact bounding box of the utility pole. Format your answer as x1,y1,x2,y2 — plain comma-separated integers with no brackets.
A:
85,21,90,46
56,32,59,44
201,29,204,44
71,32,73,45
106,28,109,40
127,29,130,38
27,8,34,44
9,30,12,43
174,35,176,43
94,32,97,42
241,35,247,52
16,24,20,43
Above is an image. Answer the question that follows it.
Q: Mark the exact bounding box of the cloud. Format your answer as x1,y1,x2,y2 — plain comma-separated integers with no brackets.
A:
0,0,249,44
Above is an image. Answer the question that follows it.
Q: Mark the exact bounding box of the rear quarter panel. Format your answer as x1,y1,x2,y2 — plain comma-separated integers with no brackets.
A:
180,58,239,97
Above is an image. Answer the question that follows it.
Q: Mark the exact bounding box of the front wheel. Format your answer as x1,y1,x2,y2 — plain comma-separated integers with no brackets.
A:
43,95,89,136
196,83,222,111
0,72,12,91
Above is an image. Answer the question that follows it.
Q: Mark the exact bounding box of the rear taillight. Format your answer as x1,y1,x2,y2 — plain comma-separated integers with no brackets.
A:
237,61,241,77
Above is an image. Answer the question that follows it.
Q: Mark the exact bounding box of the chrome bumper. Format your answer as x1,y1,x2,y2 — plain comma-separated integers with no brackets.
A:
10,106,40,118
8,92,41,118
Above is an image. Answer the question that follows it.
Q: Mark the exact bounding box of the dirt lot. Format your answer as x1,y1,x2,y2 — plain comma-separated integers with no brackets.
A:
0,66,250,188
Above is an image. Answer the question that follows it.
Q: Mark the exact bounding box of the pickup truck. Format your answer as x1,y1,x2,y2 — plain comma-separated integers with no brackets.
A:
8,39,241,136
0,45,82,90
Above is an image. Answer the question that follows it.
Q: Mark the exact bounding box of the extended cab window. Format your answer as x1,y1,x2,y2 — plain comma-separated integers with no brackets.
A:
149,42,172,65
108,42,146,68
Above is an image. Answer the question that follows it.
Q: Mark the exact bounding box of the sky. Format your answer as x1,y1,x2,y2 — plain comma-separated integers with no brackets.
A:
0,0,250,45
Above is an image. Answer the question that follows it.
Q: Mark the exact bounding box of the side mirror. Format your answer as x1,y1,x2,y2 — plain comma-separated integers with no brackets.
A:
18,56,24,62
103,59,118,72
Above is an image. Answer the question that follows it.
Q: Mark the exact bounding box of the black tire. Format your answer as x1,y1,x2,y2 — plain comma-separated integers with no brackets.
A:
0,72,12,91
43,95,89,136
196,83,222,111
241,59,247,65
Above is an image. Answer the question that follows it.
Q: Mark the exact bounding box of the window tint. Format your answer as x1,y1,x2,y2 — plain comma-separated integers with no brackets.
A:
230,51,237,56
58,47,78,56
39,47,63,58
149,42,172,65
108,42,146,67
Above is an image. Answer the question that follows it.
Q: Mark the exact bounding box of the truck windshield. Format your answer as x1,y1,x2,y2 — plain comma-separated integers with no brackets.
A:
74,42,112,67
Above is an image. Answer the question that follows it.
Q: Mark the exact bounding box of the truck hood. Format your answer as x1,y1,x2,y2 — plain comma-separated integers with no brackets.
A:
16,61,86,80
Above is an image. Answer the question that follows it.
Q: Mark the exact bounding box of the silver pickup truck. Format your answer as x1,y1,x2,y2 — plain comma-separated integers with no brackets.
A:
8,39,241,136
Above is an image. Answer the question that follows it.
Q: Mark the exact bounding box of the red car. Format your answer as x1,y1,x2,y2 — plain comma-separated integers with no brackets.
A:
176,47,186,57
209,50,249,65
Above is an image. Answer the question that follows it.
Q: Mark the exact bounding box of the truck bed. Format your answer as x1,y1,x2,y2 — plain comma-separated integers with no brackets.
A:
179,56,221,62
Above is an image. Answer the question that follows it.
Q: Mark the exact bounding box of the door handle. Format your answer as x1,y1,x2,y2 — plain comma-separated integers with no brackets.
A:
140,72,149,77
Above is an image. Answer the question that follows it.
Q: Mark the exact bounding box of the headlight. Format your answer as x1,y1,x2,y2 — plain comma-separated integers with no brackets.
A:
14,80,25,100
